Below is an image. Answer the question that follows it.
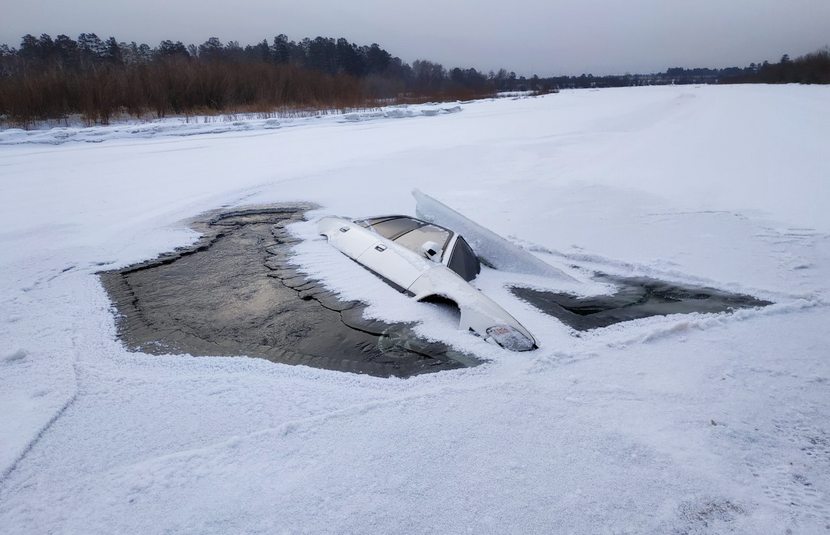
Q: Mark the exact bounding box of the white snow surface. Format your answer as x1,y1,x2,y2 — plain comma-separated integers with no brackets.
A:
1,85,829,534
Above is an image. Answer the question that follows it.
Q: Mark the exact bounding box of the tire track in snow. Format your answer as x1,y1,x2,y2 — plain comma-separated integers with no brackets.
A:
101,361,534,478
0,339,81,486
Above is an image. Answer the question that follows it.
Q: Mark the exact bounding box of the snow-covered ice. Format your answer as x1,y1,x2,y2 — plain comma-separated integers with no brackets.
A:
1,85,829,533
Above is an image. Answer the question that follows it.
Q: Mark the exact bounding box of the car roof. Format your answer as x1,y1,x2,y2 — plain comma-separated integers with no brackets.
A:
354,215,480,281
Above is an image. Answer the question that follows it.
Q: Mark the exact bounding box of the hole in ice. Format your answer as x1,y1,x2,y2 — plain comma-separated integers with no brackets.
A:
511,274,772,331
99,205,477,378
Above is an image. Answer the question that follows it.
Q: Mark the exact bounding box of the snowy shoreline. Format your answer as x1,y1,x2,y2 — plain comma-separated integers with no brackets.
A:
0,101,464,146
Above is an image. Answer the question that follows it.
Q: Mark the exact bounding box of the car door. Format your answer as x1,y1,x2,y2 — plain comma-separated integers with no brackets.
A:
356,237,429,291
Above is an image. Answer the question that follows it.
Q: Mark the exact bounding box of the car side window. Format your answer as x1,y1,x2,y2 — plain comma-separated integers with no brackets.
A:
447,236,480,281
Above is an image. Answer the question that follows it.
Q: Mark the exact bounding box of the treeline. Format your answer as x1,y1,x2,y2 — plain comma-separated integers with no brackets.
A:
525,48,830,90
530,67,751,89
0,33,520,126
3,33,827,126
720,49,830,84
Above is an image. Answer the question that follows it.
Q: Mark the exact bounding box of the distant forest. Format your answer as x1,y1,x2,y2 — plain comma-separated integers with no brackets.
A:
0,32,828,126
555,49,830,89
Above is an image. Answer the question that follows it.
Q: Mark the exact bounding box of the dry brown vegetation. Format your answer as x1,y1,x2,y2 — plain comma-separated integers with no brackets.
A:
1,61,425,126
0,33,503,127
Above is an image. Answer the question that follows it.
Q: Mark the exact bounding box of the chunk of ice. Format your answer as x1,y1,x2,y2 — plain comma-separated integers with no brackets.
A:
413,189,575,281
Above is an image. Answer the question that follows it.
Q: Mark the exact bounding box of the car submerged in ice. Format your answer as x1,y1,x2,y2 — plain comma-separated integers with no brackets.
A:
318,214,538,351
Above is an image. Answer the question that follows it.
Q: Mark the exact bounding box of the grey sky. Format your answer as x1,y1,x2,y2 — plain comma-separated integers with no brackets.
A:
2,0,828,75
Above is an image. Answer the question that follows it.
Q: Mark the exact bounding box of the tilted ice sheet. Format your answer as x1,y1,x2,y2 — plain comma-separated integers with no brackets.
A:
413,189,575,281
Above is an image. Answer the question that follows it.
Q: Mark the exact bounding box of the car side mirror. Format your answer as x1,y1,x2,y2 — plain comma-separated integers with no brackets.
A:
421,241,442,261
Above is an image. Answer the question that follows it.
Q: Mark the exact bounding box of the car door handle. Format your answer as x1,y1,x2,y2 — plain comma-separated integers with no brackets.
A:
374,244,387,252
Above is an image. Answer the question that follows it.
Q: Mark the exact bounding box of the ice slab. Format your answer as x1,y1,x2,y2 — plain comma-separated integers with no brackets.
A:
413,189,575,281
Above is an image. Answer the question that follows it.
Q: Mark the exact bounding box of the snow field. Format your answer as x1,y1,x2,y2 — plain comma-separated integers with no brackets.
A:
1,84,829,533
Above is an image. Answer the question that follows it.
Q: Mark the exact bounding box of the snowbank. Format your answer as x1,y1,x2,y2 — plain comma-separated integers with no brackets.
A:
0,102,464,146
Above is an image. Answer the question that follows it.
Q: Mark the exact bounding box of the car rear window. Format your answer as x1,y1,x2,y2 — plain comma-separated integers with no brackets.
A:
369,217,425,240
356,216,395,228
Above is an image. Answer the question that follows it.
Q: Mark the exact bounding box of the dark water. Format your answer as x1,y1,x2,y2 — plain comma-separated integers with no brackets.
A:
511,275,771,331
100,207,476,378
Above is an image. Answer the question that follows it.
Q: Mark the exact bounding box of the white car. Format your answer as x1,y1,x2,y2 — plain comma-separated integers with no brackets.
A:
318,214,537,351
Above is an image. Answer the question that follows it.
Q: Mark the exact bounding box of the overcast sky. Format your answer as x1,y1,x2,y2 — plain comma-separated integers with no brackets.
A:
3,0,828,75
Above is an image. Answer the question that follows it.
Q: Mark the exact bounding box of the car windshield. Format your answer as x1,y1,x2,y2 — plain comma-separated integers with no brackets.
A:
393,224,452,259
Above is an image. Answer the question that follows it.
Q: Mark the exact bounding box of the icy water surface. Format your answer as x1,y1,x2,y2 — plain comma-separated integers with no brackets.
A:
511,275,771,331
